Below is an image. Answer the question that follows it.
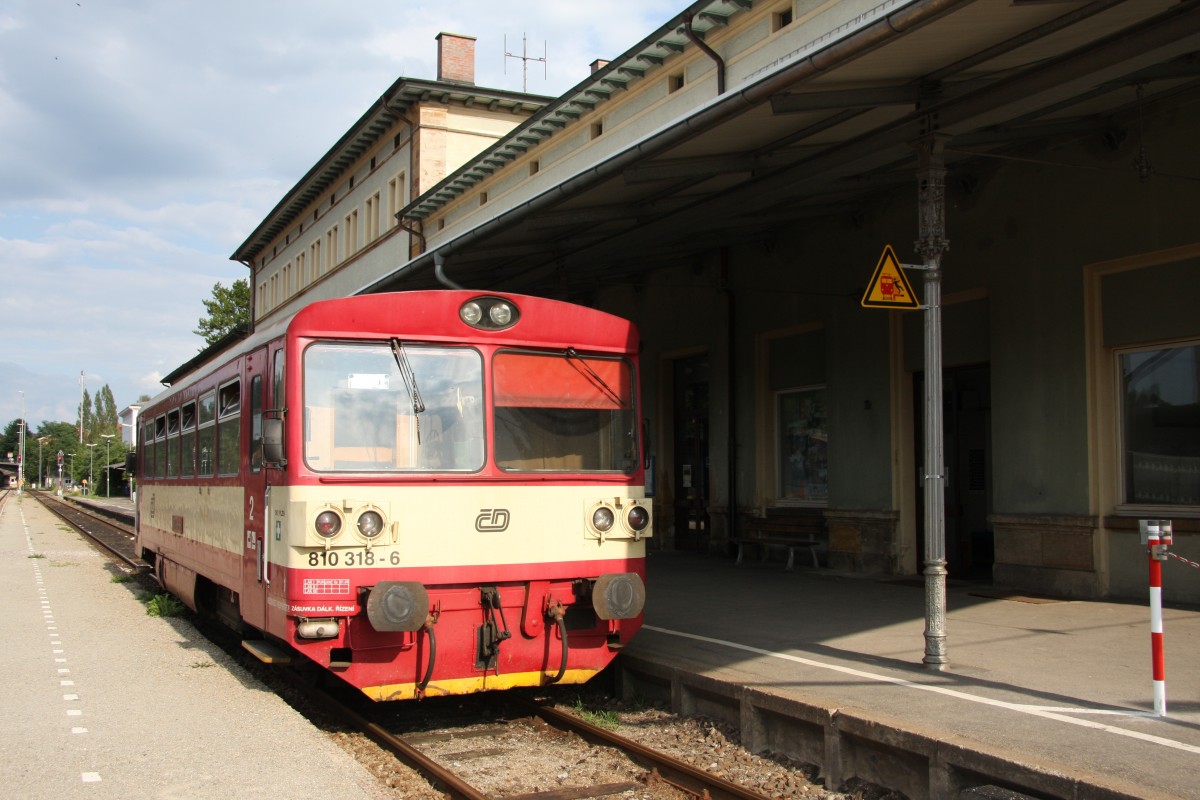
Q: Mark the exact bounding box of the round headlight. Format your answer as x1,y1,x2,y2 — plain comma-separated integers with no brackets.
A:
626,505,650,532
592,506,616,532
315,510,342,538
357,510,384,539
489,302,513,326
460,301,483,325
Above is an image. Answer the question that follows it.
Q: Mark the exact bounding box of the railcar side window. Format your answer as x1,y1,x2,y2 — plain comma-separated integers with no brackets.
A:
250,375,263,474
303,342,484,472
493,351,637,473
197,390,216,477
142,421,155,480
180,402,196,478
154,415,167,479
166,408,180,478
217,380,241,476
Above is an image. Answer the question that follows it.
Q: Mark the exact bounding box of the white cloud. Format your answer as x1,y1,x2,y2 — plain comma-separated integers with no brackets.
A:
0,0,681,428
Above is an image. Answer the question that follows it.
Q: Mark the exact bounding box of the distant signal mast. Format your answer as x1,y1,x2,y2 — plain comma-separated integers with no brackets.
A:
505,33,547,93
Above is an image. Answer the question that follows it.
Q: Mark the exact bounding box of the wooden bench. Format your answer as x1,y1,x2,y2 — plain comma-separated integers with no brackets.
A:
735,518,820,571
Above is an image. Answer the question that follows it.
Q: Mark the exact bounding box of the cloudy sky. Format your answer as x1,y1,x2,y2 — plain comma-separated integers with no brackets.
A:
0,0,682,431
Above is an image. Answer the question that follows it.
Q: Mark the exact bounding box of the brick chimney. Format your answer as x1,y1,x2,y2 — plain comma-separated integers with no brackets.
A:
437,32,476,85
590,59,611,74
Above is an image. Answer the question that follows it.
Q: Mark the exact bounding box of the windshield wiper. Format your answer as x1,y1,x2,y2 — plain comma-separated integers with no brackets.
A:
566,347,625,407
391,339,426,443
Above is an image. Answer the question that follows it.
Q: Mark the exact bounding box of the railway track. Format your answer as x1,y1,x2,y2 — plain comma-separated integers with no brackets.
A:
20,490,823,798
31,491,145,571
289,675,784,800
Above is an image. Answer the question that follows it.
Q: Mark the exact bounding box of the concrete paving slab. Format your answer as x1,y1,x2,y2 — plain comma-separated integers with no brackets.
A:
626,551,1200,799
0,494,389,800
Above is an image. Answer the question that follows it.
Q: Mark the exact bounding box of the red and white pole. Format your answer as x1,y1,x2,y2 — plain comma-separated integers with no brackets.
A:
1143,519,1167,716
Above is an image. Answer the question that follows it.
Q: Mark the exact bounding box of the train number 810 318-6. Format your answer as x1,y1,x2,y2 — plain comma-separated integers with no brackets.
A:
307,549,402,567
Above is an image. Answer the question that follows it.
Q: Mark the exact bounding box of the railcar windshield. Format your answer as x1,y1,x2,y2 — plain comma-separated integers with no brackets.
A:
494,350,637,473
304,342,485,472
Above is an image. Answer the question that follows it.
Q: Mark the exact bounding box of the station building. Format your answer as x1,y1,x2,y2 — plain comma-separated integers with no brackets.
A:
231,0,1200,604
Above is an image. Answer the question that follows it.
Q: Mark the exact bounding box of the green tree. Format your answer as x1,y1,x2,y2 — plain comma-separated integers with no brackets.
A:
2,418,30,464
29,421,76,487
79,388,94,442
195,279,250,348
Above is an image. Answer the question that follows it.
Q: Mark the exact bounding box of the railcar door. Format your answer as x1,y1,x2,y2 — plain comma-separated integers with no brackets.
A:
241,347,270,632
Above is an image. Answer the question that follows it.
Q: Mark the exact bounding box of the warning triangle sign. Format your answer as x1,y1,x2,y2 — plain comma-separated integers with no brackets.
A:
861,244,920,309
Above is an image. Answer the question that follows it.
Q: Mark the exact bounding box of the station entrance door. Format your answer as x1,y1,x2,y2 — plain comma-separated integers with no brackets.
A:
672,355,710,551
914,364,993,580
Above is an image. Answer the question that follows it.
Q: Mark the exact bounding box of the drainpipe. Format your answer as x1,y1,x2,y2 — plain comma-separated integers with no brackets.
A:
722,248,737,545
434,251,465,290
237,258,256,333
396,216,426,257
683,12,725,95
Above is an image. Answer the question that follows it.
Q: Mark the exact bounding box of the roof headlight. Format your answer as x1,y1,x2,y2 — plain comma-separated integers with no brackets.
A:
460,301,483,326
489,302,513,326
460,296,519,330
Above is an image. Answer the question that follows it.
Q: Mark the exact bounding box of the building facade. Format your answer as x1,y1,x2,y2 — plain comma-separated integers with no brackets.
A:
231,0,1200,603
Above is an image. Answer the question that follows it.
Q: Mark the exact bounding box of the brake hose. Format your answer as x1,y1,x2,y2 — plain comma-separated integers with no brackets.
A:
416,614,437,698
547,603,568,683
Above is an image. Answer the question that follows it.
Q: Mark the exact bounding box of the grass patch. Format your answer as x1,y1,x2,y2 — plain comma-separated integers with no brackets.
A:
110,573,133,584
146,593,187,618
190,661,217,669
572,697,622,731
27,553,45,559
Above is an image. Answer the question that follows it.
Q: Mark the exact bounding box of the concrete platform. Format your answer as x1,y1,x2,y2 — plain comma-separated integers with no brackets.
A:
621,551,1200,800
0,493,388,800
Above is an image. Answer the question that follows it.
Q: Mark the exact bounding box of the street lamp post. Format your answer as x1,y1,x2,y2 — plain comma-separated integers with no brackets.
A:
37,436,50,489
17,391,25,495
100,434,115,497
86,443,97,494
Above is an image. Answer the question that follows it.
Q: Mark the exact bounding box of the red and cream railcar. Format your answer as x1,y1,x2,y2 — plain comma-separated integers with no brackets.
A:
135,291,650,700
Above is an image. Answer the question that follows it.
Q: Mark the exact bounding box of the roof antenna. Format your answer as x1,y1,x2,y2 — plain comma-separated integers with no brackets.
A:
504,33,547,93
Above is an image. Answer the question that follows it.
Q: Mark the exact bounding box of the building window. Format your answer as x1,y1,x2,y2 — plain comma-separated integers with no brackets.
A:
590,121,604,139
773,6,793,31
296,251,306,288
529,160,540,176
326,225,339,267
311,240,322,277
344,209,358,259
1119,341,1200,506
388,173,406,230
777,386,828,504
669,73,685,93
365,191,381,243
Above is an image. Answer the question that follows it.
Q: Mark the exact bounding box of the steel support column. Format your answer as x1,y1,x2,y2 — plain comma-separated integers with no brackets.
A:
915,132,950,669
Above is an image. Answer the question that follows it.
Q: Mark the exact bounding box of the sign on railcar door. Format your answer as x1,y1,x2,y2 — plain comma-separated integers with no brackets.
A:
241,347,270,631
